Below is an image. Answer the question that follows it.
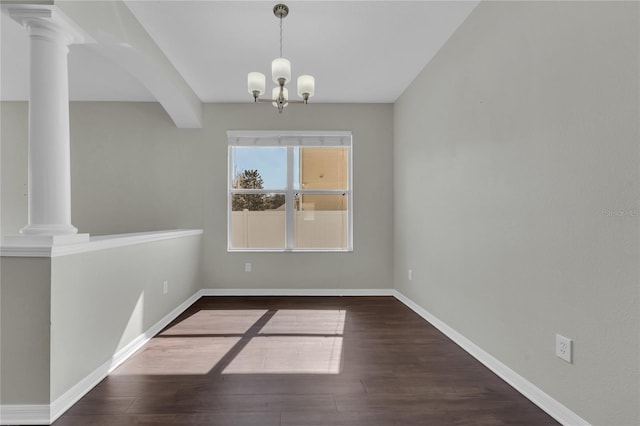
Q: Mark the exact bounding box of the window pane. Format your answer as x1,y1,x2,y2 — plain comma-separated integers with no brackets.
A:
296,147,348,190
231,194,285,249
227,138,352,252
232,193,285,211
294,194,348,249
231,147,286,190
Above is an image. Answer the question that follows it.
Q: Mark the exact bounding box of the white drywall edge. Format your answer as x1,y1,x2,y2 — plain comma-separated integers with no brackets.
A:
0,229,203,257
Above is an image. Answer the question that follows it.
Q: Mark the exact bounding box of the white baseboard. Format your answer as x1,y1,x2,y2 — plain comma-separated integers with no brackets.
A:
46,291,202,424
3,288,391,425
200,288,395,297
107,291,203,373
0,405,50,425
3,288,587,426
392,290,590,426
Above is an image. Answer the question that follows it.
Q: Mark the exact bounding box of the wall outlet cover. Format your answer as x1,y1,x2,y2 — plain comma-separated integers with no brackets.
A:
555,334,572,363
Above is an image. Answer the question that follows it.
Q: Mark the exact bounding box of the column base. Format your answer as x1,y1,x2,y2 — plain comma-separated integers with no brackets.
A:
20,223,79,236
4,233,90,247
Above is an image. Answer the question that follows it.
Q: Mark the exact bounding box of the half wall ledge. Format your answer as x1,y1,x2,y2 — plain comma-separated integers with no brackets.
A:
0,229,204,258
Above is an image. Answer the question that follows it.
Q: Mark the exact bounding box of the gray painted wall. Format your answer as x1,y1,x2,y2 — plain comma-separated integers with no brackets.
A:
0,235,201,405
0,257,51,404
2,1,638,422
2,102,394,290
0,102,28,237
0,100,393,410
200,104,393,290
393,2,639,425
50,235,202,400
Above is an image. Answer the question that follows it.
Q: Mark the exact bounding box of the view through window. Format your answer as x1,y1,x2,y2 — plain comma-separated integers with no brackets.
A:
227,131,352,251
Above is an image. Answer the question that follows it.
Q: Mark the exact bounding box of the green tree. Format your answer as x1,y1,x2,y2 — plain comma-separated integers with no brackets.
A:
234,169,264,189
232,170,286,211
232,169,266,211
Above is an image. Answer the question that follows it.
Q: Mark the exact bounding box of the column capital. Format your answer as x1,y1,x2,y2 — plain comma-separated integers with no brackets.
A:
4,4,92,45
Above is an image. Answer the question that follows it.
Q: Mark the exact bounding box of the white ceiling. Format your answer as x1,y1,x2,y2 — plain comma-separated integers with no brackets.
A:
1,1,479,103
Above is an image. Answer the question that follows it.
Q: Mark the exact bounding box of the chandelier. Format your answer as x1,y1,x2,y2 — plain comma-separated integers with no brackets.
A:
247,4,315,113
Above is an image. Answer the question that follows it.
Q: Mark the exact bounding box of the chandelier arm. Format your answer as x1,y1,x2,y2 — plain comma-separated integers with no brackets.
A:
254,98,306,104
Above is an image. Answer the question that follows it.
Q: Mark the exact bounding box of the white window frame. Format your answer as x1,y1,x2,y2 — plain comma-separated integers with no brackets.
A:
227,130,353,252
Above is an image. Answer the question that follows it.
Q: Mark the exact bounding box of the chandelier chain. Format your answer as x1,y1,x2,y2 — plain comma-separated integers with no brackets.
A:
279,15,283,57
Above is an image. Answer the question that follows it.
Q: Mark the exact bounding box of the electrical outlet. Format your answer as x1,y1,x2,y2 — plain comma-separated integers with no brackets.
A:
556,334,572,363
245,263,252,272
408,269,413,281
163,281,169,295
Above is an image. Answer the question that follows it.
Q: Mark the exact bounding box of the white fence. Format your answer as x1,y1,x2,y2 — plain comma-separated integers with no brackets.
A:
231,210,348,249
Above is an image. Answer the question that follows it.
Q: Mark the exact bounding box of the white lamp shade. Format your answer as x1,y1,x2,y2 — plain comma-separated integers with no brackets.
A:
247,72,266,95
297,75,315,98
272,86,289,107
271,58,291,83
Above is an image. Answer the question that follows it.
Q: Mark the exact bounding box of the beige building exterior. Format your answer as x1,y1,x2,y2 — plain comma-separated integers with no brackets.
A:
299,147,348,211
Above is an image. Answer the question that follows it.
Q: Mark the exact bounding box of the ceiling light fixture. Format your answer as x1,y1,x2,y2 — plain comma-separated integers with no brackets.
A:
247,4,315,113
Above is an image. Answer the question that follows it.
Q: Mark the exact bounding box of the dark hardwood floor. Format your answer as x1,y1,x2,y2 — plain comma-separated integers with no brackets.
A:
53,296,559,425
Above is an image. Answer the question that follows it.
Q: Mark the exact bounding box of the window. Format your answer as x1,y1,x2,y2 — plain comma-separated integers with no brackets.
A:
228,131,352,251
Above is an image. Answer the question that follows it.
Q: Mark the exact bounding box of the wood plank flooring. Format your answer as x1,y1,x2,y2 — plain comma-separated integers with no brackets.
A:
53,296,559,425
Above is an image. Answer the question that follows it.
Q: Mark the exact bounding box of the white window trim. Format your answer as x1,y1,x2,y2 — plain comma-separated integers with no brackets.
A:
227,130,353,252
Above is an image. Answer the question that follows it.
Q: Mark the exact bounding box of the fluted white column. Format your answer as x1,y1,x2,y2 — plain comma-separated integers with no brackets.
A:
6,6,90,244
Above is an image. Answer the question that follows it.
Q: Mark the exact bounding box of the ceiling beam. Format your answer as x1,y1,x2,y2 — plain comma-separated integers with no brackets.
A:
55,0,202,129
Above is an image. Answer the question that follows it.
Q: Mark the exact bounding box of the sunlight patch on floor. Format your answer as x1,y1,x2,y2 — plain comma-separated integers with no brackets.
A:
259,309,346,335
112,337,240,375
160,310,268,335
222,336,343,374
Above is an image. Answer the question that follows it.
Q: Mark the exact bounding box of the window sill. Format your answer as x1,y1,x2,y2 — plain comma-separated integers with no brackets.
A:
228,248,353,253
